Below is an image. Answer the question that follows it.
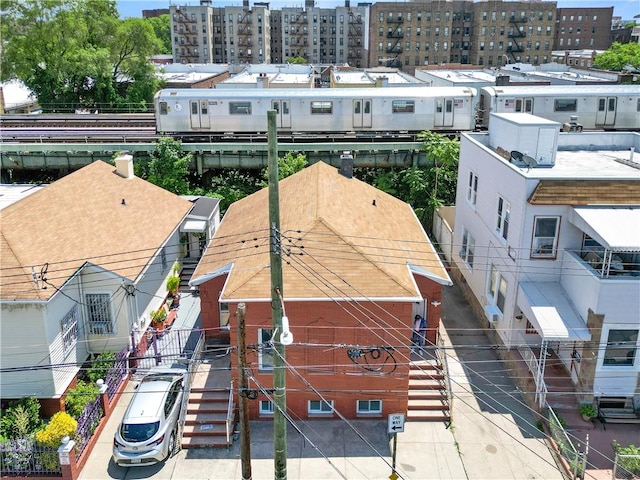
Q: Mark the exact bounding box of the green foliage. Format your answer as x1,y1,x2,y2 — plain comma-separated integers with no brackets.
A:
166,275,180,295
151,307,168,324
204,168,264,214
64,381,99,419
579,403,597,419
35,412,77,447
0,0,162,112
145,14,172,54
87,351,116,384
286,56,307,64
260,152,308,186
0,397,42,440
138,137,191,194
612,441,640,475
593,42,640,71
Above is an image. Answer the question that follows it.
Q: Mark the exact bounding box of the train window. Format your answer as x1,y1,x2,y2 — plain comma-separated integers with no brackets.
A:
392,100,415,113
159,102,168,115
201,101,208,115
230,102,252,115
554,99,577,112
637,99,640,112
310,101,333,114
191,102,199,115
598,99,606,111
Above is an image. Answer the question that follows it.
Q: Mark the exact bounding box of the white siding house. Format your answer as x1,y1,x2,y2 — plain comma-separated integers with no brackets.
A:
0,158,201,410
453,114,640,408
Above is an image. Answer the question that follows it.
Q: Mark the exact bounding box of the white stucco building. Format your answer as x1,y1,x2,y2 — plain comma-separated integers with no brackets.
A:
452,113,640,408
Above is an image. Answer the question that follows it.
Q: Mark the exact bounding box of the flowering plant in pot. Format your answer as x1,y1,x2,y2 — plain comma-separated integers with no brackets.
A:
166,275,181,308
150,307,167,331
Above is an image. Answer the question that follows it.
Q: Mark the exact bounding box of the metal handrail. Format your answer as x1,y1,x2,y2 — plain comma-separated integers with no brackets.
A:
225,380,235,446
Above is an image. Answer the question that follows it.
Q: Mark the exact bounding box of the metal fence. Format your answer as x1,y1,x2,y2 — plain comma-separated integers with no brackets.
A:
74,394,104,460
106,346,130,403
613,453,640,480
548,407,587,480
0,439,61,475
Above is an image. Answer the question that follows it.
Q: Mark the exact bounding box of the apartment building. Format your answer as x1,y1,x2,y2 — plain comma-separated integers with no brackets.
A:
452,114,640,408
170,1,216,64
225,2,271,65
470,1,557,67
554,7,614,51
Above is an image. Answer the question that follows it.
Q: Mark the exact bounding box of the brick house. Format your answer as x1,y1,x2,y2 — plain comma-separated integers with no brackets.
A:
190,161,451,420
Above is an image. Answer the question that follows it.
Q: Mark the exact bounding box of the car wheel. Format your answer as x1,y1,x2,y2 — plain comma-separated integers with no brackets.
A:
167,431,176,459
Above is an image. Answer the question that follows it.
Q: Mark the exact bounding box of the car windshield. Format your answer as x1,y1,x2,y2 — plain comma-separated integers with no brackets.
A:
121,422,160,442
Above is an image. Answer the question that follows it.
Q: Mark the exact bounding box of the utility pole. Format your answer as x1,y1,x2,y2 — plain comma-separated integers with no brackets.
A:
268,109,287,480
237,303,252,480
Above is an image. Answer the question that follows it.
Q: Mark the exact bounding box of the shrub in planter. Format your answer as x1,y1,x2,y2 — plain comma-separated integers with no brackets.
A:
579,403,597,420
35,412,77,447
0,397,41,439
65,381,99,419
166,275,180,297
86,351,116,384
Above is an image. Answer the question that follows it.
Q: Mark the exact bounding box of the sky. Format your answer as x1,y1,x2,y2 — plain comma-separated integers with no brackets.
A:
117,0,639,21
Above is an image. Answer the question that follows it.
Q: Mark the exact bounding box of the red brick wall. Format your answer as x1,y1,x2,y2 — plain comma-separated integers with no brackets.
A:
199,275,229,341
228,299,415,420
414,276,444,345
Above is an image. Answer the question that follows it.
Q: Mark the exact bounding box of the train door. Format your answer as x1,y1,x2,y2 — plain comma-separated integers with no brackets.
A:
596,97,616,126
189,100,210,129
434,98,454,128
515,98,533,113
272,100,291,128
352,99,372,128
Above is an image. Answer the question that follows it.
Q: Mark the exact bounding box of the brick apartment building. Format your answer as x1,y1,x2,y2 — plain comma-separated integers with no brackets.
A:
554,7,614,50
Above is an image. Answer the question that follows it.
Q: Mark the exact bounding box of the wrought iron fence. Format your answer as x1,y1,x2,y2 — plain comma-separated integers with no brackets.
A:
0,438,61,475
613,453,640,480
548,407,587,479
74,394,104,460
106,346,130,403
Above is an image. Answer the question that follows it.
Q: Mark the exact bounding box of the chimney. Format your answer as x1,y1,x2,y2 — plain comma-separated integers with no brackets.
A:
114,154,134,179
339,151,353,179
257,73,269,88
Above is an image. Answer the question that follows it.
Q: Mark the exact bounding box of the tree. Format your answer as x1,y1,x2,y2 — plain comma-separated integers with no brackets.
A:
593,42,640,72
145,14,172,54
1,0,162,112
138,137,191,195
286,56,307,64
261,152,308,185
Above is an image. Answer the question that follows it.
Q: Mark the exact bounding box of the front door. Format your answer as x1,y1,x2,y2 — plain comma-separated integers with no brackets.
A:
272,100,291,128
352,99,372,128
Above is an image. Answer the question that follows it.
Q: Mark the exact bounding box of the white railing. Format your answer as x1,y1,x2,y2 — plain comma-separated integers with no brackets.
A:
516,335,548,409
225,380,235,446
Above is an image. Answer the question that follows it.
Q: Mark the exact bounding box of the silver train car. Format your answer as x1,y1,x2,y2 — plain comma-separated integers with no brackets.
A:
154,87,478,136
478,85,640,131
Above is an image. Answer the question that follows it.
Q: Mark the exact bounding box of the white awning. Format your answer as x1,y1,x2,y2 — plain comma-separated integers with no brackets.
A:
180,220,207,233
570,207,640,252
517,282,591,342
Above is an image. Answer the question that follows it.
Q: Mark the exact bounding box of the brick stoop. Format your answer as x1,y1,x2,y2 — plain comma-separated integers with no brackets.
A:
407,360,450,422
182,387,234,448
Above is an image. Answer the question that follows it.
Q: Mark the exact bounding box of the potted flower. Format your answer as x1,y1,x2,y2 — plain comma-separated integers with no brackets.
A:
150,307,167,332
579,403,597,422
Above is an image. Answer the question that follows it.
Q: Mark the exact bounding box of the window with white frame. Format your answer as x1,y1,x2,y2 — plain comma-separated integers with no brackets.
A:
603,329,638,366
60,305,79,353
308,399,334,414
467,171,478,207
531,216,559,258
258,328,274,371
219,300,230,329
357,400,382,415
85,293,114,335
260,400,274,415
460,229,475,269
496,196,510,241
496,275,508,313
487,264,497,299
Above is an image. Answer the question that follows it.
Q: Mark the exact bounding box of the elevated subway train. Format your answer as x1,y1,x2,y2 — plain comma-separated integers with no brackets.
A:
154,85,640,138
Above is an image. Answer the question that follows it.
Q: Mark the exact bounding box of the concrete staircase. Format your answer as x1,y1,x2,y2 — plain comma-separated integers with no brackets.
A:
181,346,235,449
407,360,450,422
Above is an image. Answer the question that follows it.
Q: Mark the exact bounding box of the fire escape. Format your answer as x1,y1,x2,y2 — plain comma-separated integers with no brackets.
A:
237,10,253,63
347,10,363,67
385,13,403,68
289,13,308,60
175,8,199,64
507,15,526,63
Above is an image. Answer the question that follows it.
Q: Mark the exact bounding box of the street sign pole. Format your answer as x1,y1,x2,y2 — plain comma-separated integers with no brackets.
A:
387,413,405,480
